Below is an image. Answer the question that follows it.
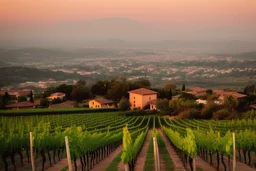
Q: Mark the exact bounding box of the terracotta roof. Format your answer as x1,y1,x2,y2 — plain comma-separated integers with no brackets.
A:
222,92,247,99
34,99,41,106
93,98,114,105
148,99,157,105
214,89,225,95
5,101,35,108
250,104,256,109
128,88,157,95
190,87,207,93
49,101,76,108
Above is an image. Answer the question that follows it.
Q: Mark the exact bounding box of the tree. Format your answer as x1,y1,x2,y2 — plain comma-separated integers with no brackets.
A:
51,98,62,104
168,88,173,100
18,96,27,102
29,90,34,103
206,89,213,95
56,84,73,99
71,86,90,102
156,98,169,111
244,84,256,95
133,78,151,88
223,95,238,112
107,79,129,101
164,83,176,92
0,95,4,109
119,98,131,111
43,86,56,98
91,80,110,96
213,109,229,120
182,84,186,91
40,98,49,107
76,79,86,86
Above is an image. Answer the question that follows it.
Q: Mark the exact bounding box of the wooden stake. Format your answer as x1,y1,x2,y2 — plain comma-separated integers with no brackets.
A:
65,136,73,171
233,133,236,171
30,132,35,171
193,158,196,171
124,163,129,171
153,137,160,171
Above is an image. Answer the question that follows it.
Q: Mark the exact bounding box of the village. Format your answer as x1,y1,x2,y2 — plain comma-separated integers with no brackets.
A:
1,79,255,120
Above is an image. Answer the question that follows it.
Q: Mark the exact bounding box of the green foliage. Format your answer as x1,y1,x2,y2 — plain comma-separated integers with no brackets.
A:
119,98,131,111
182,84,185,91
40,98,49,107
206,89,213,95
201,102,221,119
18,96,27,102
29,90,34,103
51,98,63,104
156,98,169,111
242,110,256,119
179,109,201,119
133,78,151,88
164,83,176,92
213,109,229,120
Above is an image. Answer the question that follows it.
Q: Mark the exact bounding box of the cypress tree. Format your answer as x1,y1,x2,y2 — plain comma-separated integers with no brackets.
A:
182,84,186,91
29,90,34,103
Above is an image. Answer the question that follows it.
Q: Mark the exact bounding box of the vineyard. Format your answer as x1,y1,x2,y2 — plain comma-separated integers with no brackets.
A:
0,111,256,171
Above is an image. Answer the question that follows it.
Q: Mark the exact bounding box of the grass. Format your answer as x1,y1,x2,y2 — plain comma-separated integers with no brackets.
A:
60,166,68,171
157,133,174,170
0,107,119,115
104,152,122,171
143,136,154,171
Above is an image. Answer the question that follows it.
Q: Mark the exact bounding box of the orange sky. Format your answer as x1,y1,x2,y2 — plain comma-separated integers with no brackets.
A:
1,0,256,28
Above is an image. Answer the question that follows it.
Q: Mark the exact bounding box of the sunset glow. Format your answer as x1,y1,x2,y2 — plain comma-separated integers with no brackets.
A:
1,0,256,28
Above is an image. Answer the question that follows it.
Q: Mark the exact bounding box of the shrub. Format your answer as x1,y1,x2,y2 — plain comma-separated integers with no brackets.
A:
213,109,229,120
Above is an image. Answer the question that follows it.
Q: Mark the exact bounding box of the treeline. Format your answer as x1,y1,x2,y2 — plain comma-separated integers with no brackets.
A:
42,78,178,103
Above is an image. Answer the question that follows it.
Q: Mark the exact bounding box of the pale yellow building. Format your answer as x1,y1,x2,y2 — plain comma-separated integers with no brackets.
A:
47,92,66,101
89,98,114,108
128,88,157,110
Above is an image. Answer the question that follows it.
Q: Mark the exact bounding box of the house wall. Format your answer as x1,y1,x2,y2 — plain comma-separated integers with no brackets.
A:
89,100,102,108
129,93,157,110
129,93,142,109
142,94,157,109
47,95,65,101
150,104,156,110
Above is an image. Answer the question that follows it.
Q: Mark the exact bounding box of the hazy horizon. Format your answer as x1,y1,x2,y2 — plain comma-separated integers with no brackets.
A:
1,0,256,51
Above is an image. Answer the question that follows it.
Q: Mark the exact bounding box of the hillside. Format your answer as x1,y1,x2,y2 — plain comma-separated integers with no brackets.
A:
0,66,84,86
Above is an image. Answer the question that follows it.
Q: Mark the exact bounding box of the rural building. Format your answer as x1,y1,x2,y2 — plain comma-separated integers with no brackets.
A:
49,101,76,108
5,101,38,110
196,99,207,105
148,99,157,110
214,90,247,104
47,92,66,101
184,87,207,96
89,98,114,108
250,104,256,110
128,88,157,110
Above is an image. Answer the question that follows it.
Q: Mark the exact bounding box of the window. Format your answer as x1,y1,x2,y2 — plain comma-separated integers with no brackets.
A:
149,97,151,100
134,97,135,99
134,104,135,107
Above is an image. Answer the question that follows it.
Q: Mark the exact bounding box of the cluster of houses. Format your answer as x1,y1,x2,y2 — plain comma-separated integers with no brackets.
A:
1,87,255,111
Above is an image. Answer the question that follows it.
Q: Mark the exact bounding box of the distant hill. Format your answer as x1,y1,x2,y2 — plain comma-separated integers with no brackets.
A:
0,61,10,68
232,51,256,60
0,66,84,86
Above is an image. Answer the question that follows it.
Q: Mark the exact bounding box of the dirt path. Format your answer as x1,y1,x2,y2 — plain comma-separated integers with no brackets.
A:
46,159,67,171
134,130,152,171
158,129,186,171
195,156,216,171
91,145,123,171
159,154,166,171
117,161,125,171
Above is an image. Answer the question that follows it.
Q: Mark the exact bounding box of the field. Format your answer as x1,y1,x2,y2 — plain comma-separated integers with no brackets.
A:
0,110,256,171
